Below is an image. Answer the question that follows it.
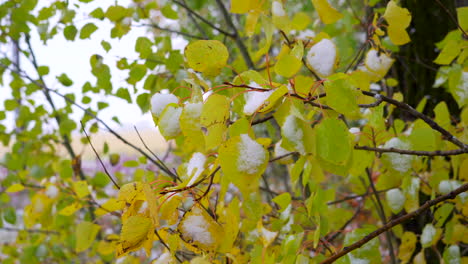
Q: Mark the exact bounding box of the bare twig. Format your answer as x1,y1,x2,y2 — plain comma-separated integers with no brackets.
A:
134,126,174,176
365,168,396,264
81,122,120,189
361,90,468,150
355,145,468,156
320,183,468,264
172,0,235,38
137,23,205,39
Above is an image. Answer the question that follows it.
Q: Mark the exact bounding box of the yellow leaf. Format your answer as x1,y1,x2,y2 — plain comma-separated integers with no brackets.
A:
398,232,417,263
95,198,124,217
178,206,224,252
414,250,427,264
76,221,101,253
73,180,90,198
159,194,182,225
143,183,159,226
185,40,229,77
190,257,211,264
59,202,82,216
311,0,343,25
457,7,468,31
275,53,302,77
245,10,260,37
387,25,410,46
291,12,311,30
97,234,119,256
383,1,412,45
231,0,258,14
116,215,153,257
6,183,24,193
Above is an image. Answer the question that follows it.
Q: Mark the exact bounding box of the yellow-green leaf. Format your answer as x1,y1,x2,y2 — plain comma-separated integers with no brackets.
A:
76,221,101,252
6,183,24,193
73,180,90,198
185,40,229,77
457,7,468,31
311,0,343,24
200,94,230,150
59,202,82,216
434,39,462,65
116,215,153,257
398,232,417,263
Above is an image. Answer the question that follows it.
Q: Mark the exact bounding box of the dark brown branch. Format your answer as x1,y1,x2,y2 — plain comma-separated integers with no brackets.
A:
81,122,120,189
269,152,298,163
214,0,256,69
327,188,394,205
172,0,235,38
320,183,468,264
154,229,183,263
355,145,468,156
361,90,468,150
181,0,209,39
434,0,468,38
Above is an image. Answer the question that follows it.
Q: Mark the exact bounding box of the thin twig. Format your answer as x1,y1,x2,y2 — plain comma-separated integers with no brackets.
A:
355,145,468,156
172,0,235,37
269,152,298,163
433,0,468,38
134,126,173,176
154,229,183,263
81,122,120,189
320,183,468,264
361,90,468,149
365,168,396,264
137,23,205,39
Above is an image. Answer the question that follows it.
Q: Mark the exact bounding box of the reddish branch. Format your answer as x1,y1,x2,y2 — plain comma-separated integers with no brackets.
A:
320,183,468,264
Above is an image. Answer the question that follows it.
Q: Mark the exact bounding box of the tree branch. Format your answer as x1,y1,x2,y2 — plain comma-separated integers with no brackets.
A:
81,121,120,189
214,0,256,69
172,0,235,38
355,145,468,156
320,183,468,264
361,90,468,150
137,23,205,39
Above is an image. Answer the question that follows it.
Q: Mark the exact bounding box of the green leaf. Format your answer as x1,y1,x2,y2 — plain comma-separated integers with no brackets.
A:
136,93,150,113
324,76,360,118
101,40,111,52
56,73,73,87
443,245,461,264
315,118,353,175
90,7,105,19
128,64,147,85
75,221,100,252
79,23,98,39
105,5,127,22
37,66,49,76
161,4,178,19
63,25,77,41
272,193,291,213
185,40,229,77
4,207,16,224
135,37,152,59
116,88,131,103
275,53,302,77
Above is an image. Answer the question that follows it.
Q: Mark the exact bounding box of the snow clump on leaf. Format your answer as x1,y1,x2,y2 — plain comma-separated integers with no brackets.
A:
237,134,267,174
306,38,337,77
150,93,178,117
